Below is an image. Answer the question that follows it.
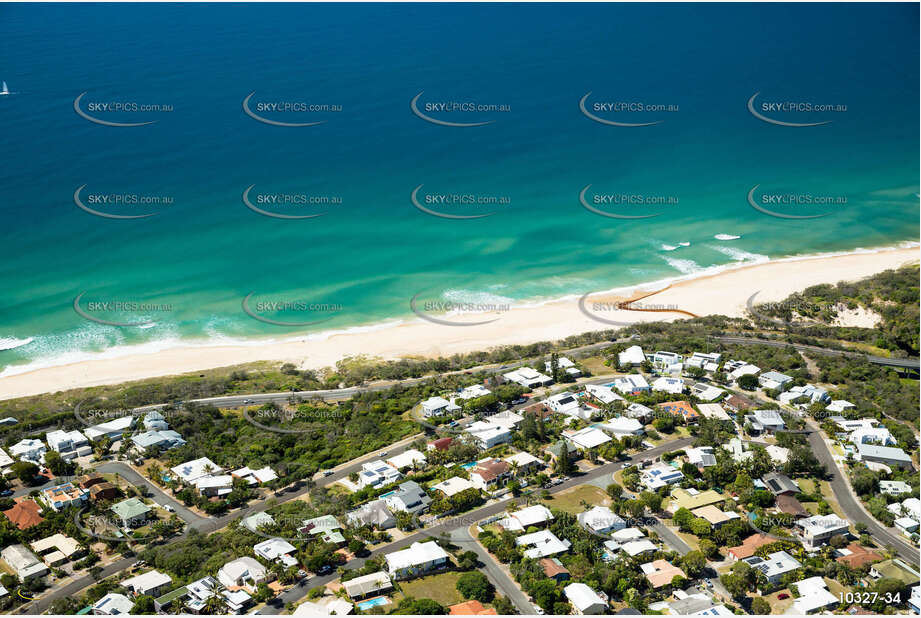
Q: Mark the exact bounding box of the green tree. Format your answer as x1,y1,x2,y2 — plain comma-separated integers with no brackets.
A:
681,550,707,578
456,571,494,603
750,597,771,615
131,595,155,614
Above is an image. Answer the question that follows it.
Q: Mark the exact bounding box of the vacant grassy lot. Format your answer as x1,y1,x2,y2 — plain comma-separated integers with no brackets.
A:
761,588,794,614
398,571,466,607
542,484,610,514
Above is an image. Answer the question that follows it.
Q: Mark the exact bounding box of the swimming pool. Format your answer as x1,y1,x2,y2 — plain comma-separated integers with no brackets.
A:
379,490,396,498
357,596,389,611
460,461,476,470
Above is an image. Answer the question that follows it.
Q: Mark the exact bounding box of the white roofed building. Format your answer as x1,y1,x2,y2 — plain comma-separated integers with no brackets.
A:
564,583,607,615
385,541,450,580
618,345,646,366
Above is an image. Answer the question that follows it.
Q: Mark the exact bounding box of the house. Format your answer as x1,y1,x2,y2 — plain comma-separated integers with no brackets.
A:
564,582,607,615
910,585,921,614
1,544,48,580
881,480,913,496
465,421,511,449
597,417,645,437
131,430,186,452
826,400,856,414
45,429,91,460
346,499,395,530
651,351,684,374
385,541,450,579
775,494,809,518
585,384,623,405
217,556,268,589
421,396,451,418
242,511,276,533
121,570,173,597
457,384,491,400
612,374,650,395
84,416,135,442
686,446,717,468
666,595,730,616
610,527,646,544
869,559,921,587
563,426,612,451
490,409,524,431
3,499,44,530
503,367,553,388
578,505,625,534
0,447,13,468
547,439,580,463
835,543,882,569
10,438,46,463
625,402,654,421
643,464,684,491
541,557,571,582
516,529,571,558
79,473,108,489
387,449,427,471
641,559,687,589
618,345,646,366
849,426,896,446
196,474,234,497
657,400,699,422
856,443,914,469
254,538,298,567
792,576,840,615
691,383,726,402
469,458,512,491
300,515,345,544
725,360,760,381
231,465,278,485
546,356,582,378
667,488,723,513
504,451,542,475
427,437,454,452
92,592,134,615
293,596,352,616
620,539,658,558
546,392,581,414
895,517,919,536
41,482,88,511
745,409,785,434
723,393,754,412
797,514,850,550
142,410,169,431
111,498,151,528
447,599,497,615
727,533,774,561
92,481,121,502
153,576,216,614
691,505,740,528
761,472,800,496
501,504,554,532
383,481,431,514
171,457,222,484
432,476,476,498
742,550,801,584
357,460,402,489
758,371,793,391
652,377,685,395
30,533,83,566
780,384,829,405
686,352,721,372
342,571,392,599
766,444,791,465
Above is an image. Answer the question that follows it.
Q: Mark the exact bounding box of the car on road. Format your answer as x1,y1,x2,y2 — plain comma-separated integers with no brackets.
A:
534,606,545,615
242,398,255,404
321,470,334,477
379,451,389,457
162,504,175,512
0,489,12,497
316,565,332,575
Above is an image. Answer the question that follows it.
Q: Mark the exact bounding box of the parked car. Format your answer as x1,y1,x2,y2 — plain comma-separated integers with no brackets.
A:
0,489,13,497
162,504,175,512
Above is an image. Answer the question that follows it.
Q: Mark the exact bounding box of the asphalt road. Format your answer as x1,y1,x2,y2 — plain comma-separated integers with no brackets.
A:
648,516,692,556
803,420,920,566
450,527,536,614
95,462,201,524
716,336,920,369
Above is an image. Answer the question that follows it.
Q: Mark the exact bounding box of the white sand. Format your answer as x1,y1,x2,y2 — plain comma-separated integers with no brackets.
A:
0,245,916,401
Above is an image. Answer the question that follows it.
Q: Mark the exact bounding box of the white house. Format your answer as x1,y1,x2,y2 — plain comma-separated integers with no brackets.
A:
386,449,427,471
826,400,856,414
254,538,298,568
779,384,829,405
686,352,721,372
596,417,644,437
564,583,607,615
880,480,913,496
10,438,46,464
612,374,650,395
385,541,450,580
84,416,135,442
0,545,48,580
465,421,511,449
758,371,793,391
691,383,726,402
546,356,582,377
725,360,760,381
45,429,91,460
432,477,476,497
797,514,850,551
855,443,914,469
196,474,234,497
171,457,222,484
421,396,451,418
618,345,646,366
585,384,623,405
92,592,134,615
546,392,581,414
357,460,402,489
457,384,491,400
516,530,571,559
578,506,625,535
686,446,717,468
791,577,839,614
503,367,553,388
742,550,801,584
121,570,173,597
217,557,268,589
652,377,685,395
642,464,684,490
501,505,554,532
563,427,611,450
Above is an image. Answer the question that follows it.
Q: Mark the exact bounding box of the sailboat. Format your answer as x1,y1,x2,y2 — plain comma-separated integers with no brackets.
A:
0,81,10,96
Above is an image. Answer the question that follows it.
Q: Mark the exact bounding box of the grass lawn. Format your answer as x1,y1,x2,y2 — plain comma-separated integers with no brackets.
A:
674,530,702,552
818,481,847,520
542,484,610,513
824,576,850,599
398,571,466,607
580,356,612,375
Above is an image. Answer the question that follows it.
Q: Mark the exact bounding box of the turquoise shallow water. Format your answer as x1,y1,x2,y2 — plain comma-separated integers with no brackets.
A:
0,3,917,376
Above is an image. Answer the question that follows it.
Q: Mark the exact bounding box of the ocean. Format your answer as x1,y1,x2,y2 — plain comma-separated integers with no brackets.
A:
0,3,918,377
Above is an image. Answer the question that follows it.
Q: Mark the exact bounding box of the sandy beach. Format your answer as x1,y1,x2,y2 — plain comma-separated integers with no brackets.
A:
0,245,917,401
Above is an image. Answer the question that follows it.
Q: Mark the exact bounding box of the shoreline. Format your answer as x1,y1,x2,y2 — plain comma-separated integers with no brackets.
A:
0,243,917,401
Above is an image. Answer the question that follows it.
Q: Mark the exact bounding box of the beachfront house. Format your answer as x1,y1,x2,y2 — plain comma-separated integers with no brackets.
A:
45,429,91,461
357,460,402,489
618,345,646,366
503,367,553,389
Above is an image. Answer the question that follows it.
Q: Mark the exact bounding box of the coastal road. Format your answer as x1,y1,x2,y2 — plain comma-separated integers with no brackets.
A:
715,336,920,370
254,436,695,614
803,419,920,565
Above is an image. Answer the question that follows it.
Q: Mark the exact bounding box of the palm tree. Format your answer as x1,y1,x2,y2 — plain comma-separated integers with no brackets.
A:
203,593,226,615
171,597,189,615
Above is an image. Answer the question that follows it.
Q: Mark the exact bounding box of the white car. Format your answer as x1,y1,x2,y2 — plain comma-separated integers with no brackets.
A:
163,504,175,512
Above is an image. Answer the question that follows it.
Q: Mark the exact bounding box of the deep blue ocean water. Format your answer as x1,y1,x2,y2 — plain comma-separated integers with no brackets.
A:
0,3,917,374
